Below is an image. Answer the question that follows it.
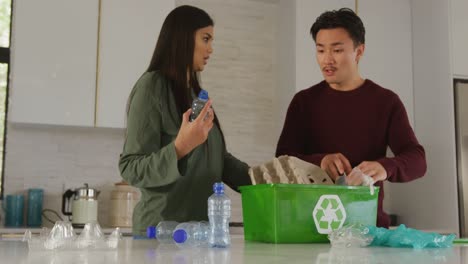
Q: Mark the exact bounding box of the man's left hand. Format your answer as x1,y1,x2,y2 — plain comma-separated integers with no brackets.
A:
346,161,387,185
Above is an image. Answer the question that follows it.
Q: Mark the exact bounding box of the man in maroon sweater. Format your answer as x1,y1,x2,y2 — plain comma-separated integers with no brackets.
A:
275,8,427,228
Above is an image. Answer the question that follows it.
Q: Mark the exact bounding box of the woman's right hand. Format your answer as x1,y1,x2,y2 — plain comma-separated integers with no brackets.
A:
174,100,215,159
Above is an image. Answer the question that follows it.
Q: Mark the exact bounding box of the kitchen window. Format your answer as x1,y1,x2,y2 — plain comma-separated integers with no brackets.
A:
0,0,12,196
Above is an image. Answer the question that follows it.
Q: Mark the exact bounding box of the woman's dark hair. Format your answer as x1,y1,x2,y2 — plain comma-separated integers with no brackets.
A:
147,5,225,145
310,8,365,47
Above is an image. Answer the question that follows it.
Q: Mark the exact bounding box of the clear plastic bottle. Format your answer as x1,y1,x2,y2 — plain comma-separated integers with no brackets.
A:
189,89,209,122
147,221,179,242
172,221,209,248
208,182,231,248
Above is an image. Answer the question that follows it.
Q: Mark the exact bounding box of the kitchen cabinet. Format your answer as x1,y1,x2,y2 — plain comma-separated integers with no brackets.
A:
452,0,468,78
96,0,174,128
9,0,174,128
9,0,99,126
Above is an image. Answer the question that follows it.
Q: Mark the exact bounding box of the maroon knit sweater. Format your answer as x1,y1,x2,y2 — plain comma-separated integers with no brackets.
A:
276,79,427,227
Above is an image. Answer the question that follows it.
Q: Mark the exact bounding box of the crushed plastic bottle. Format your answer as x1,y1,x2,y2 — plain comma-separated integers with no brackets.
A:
328,223,374,248
190,89,209,122
208,182,231,248
172,221,209,248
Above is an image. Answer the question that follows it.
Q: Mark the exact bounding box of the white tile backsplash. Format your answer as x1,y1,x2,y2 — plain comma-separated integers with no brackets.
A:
4,123,125,227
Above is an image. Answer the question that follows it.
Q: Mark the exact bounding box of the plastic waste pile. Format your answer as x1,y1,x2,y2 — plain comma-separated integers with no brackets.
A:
23,221,121,250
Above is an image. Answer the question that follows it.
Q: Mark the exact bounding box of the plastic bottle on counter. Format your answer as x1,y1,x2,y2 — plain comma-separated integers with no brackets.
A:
189,89,209,122
208,182,231,248
172,221,209,248
154,221,179,242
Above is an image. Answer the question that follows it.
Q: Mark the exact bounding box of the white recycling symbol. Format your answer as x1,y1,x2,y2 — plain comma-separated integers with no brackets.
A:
312,195,347,234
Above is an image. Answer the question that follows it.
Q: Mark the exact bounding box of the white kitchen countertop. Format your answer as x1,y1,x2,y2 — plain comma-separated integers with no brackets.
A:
0,235,466,264
0,226,244,238
0,227,133,237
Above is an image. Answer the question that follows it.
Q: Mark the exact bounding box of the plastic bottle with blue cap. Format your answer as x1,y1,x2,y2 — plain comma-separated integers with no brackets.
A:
147,221,179,242
172,221,209,248
208,182,231,248
189,89,209,122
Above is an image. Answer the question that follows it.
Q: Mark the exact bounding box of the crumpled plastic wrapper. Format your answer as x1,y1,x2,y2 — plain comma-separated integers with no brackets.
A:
23,221,122,251
329,223,456,249
248,155,333,185
335,167,375,195
368,224,456,249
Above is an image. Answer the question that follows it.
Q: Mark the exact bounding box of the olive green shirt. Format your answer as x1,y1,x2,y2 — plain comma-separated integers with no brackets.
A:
119,71,251,235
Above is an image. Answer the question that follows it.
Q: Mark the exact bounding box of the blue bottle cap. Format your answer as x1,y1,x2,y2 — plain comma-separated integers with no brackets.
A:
198,89,209,100
213,182,224,194
146,226,156,239
173,229,188,243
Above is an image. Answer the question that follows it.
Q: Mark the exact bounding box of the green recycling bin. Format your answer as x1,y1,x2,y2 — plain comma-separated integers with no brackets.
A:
239,184,379,243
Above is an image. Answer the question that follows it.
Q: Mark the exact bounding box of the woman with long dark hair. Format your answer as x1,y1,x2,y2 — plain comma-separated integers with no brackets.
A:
119,5,251,236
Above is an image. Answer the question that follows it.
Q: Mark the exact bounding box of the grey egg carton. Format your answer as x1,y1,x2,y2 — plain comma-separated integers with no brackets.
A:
248,155,333,185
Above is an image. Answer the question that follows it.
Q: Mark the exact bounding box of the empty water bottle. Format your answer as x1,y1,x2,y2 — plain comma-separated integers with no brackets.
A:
208,182,231,248
189,89,209,122
147,221,179,242
172,221,209,248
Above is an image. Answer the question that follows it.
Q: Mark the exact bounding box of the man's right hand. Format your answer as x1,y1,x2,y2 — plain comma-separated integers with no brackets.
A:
320,153,352,181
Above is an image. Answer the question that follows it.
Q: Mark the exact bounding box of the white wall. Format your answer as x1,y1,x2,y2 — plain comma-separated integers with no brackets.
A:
358,0,415,221
359,0,414,123
276,0,296,131
387,0,458,233
451,0,468,78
